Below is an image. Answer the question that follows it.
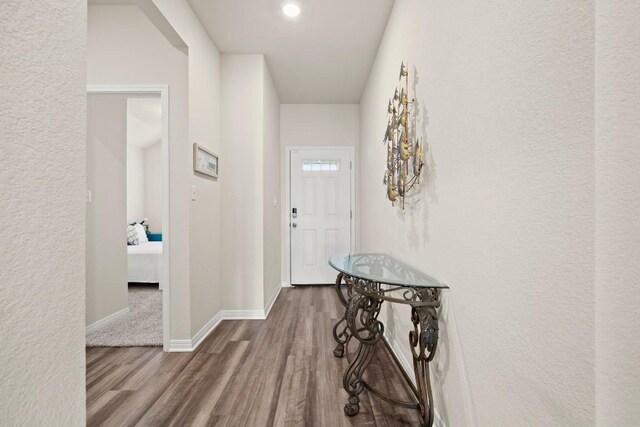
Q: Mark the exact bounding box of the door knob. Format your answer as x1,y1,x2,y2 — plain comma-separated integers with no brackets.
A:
292,223,297,228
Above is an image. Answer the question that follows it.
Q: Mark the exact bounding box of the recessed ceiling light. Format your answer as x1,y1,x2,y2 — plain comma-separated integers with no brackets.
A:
282,2,301,18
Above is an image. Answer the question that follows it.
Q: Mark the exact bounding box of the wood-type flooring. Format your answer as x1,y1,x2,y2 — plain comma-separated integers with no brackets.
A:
87,286,419,426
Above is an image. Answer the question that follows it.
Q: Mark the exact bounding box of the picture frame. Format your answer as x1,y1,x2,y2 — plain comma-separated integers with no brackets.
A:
193,143,219,178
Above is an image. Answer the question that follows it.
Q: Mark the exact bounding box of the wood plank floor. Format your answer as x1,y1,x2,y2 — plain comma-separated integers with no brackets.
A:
86,286,419,426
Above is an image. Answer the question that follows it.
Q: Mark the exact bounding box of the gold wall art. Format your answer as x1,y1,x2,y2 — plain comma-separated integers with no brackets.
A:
383,62,424,209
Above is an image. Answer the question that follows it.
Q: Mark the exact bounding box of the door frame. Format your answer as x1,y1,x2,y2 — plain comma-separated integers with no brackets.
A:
87,84,171,351
284,146,356,286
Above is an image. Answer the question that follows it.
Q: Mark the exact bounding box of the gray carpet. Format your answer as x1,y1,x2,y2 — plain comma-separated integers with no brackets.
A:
86,285,162,347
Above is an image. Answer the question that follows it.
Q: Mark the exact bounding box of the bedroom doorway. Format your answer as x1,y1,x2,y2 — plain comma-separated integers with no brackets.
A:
85,86,170,351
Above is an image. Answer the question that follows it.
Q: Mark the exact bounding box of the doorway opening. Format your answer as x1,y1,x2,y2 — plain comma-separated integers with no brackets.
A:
85,86,171,350
286,146,355,285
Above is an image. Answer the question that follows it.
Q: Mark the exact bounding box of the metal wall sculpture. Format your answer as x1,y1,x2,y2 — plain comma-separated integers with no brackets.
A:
383,62,424,209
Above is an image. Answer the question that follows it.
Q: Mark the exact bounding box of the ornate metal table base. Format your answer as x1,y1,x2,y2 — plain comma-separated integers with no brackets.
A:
332,273,352,358
332,272,442,427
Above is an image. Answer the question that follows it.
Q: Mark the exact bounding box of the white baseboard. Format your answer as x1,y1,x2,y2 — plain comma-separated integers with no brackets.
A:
384,330,446,427
281,280,292,287
221,309,265,320
85,307,130,335
264,284,282,317
168,339,193,352
169,310,224,352
168,309,264,351
384,330,415,386
192,310,224,350
167,286,286,352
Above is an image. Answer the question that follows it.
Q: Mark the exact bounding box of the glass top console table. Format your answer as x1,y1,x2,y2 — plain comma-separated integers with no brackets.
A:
329,253,449,427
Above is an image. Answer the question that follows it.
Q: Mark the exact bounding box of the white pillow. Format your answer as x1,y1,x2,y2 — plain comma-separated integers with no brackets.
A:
134,223,148,243
127,224,139,245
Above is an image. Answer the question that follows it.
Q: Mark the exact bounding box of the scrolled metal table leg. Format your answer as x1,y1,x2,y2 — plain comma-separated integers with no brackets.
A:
332,273,351,358
342,291,384,417
410,289,441,427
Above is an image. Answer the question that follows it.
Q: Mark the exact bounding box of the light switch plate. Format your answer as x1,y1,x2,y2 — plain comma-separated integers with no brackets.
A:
191,185,196,201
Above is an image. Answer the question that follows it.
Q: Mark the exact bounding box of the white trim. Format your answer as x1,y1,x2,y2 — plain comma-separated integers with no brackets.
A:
87,84,172,352
168,339,193,352
168,311,261,351
167,289,284,352
284,146,356,285
281,280,292,288
264,284,283,317
169,310,225,352
191,310,224,350
384,330,415,386
222,309,266,320
85,307,130,336
87,84,168,95
168,309,263,352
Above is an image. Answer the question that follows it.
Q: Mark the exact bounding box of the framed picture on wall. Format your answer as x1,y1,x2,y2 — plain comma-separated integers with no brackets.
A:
193,143,219,178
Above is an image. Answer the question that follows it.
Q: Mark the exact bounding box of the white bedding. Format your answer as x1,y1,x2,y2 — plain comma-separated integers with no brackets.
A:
127,241,162,284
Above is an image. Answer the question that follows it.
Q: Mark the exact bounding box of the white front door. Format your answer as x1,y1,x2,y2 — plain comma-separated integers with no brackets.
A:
290,148,352,284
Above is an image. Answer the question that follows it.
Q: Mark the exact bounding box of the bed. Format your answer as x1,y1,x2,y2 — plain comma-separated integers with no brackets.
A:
127,241,163,285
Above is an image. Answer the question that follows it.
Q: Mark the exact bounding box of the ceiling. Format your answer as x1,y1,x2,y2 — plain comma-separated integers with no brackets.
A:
188,0,395,104
127,97,162,149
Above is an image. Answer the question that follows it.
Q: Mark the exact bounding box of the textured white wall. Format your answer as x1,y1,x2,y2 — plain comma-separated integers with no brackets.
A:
144,142,163,234
126,143,162,231
263,62,282,307
280,104,360,283
359,1,595,425
280,104,359,148
0,0,87,424
220,55,266,311
595,0,640,424
220,54,282,311
127,146,146,223
152,0,225,336
88,3,192,340
86,95,129,327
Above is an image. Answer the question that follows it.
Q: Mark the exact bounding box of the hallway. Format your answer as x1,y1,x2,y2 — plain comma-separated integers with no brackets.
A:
4,1,640,425
86,286,419,426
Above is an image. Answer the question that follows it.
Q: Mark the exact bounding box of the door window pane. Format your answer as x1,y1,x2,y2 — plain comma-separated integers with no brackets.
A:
302,160,340,172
